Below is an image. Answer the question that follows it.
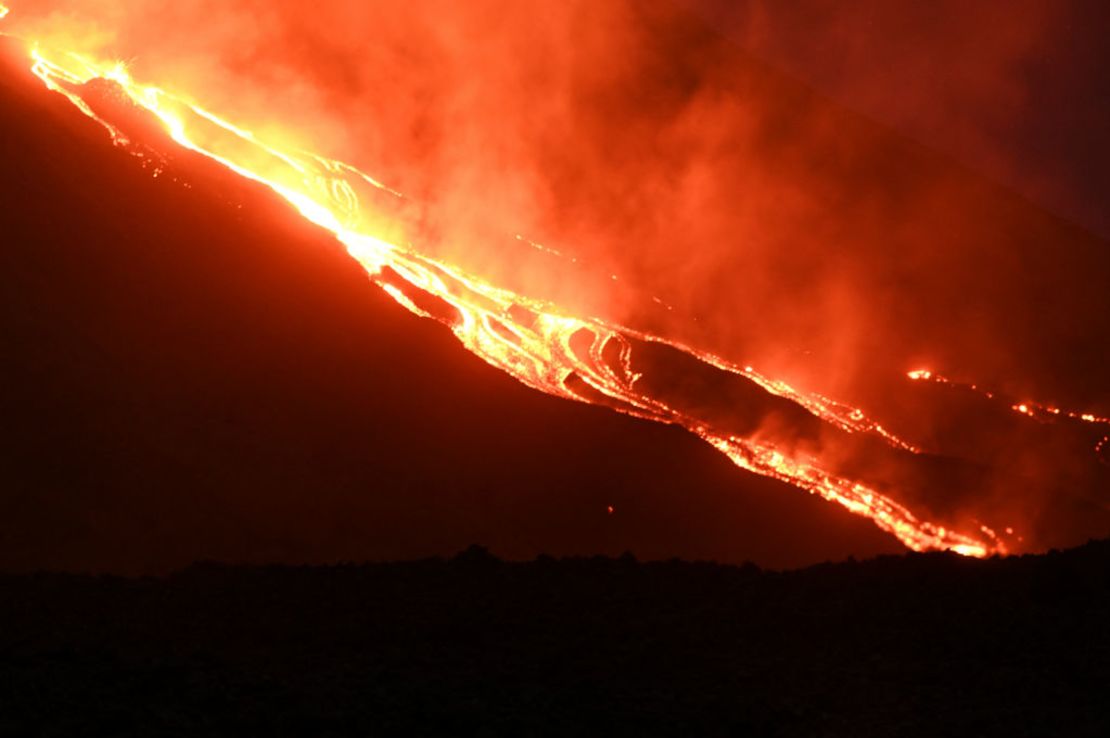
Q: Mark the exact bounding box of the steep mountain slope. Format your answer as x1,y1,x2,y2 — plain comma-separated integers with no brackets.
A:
0,41,900,572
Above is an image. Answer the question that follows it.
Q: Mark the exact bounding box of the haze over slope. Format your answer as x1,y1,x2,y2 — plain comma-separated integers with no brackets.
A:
1,1,1107,567
6,0,1107,410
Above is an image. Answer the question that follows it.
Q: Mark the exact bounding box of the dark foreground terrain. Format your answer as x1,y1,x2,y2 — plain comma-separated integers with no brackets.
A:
2,541,1108,736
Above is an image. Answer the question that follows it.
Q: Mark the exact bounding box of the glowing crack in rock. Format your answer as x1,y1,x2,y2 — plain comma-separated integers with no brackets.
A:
1,9,1020,557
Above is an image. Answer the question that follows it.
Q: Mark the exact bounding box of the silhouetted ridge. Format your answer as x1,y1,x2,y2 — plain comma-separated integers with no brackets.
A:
2,540,1109,735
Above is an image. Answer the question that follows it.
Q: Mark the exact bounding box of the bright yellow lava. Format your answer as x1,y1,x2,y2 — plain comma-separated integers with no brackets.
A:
3,13,1013,557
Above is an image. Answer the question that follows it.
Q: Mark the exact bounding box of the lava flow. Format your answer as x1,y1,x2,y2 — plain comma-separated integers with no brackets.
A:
907,370,1110,466
0,6,1029,557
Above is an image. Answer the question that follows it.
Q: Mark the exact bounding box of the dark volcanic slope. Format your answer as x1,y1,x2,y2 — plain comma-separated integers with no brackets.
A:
1,542,1108,735
0,42,900,572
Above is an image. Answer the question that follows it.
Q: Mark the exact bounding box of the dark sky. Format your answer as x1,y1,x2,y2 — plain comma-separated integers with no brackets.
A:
687,0,1110,239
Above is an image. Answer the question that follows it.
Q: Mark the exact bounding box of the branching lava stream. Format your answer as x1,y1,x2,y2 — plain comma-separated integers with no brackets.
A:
4,6,1065,557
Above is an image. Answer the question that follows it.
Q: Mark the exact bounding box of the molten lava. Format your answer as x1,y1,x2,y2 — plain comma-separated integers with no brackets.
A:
908,370,1110,466
10,4,1100,559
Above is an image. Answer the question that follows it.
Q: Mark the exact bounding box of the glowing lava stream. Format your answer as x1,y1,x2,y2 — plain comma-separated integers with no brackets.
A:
5,19,1004,557
907,370,1110,464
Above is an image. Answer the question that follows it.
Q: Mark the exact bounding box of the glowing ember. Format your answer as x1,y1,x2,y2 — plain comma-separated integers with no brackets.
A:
1,9,1021,557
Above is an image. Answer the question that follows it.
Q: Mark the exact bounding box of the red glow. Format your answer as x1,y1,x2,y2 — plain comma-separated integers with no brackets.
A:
2,2,1106,560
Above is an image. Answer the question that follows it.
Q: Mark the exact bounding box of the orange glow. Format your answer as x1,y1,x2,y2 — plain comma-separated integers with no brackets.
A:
908,368,1110,463
1,10,1018,558
907,368,1110,428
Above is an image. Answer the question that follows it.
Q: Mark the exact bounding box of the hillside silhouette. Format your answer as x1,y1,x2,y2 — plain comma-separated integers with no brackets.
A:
2,541,1108,735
